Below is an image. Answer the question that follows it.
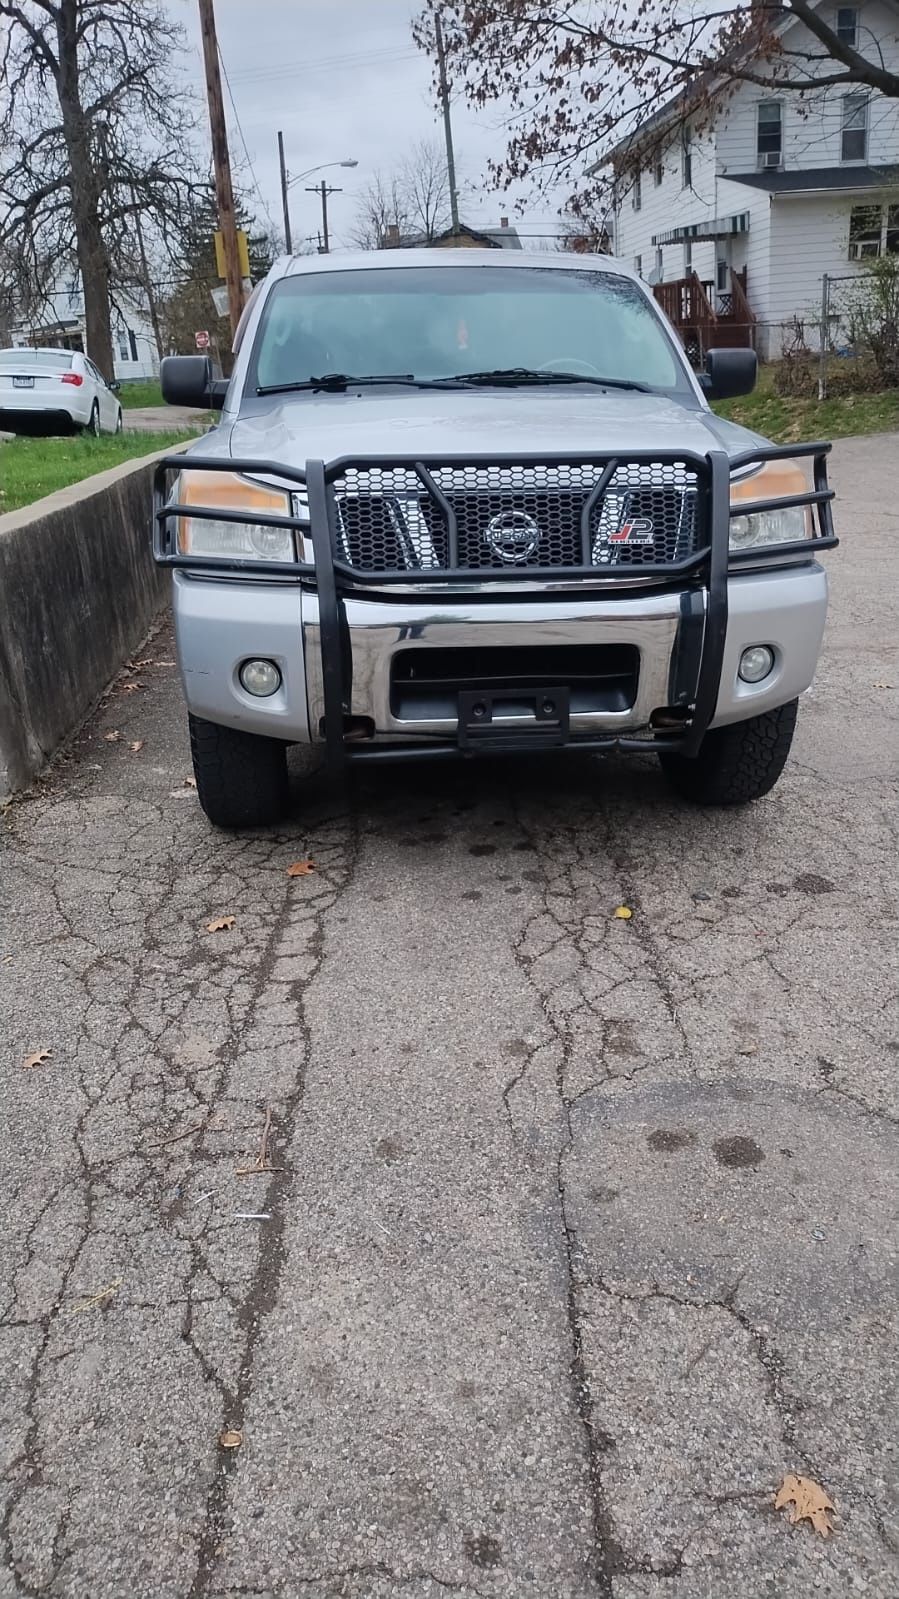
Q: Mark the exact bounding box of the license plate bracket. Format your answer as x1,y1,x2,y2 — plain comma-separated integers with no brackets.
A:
458,686,571,751
12,376,34,389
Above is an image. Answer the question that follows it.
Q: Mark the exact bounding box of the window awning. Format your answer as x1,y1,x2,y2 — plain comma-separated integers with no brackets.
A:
652,213,750,246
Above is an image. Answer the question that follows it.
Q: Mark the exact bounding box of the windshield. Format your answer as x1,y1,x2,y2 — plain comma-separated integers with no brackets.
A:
249,265,686,393
0,349,74,371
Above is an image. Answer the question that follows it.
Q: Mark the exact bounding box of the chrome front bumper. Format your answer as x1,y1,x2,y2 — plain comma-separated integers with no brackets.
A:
172,563,829,746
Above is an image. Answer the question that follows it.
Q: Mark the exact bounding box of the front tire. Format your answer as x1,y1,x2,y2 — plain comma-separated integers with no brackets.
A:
659,699,798,806
188,714,290,829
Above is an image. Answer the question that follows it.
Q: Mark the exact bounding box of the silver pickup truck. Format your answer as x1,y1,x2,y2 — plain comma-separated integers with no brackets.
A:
154,249,836,828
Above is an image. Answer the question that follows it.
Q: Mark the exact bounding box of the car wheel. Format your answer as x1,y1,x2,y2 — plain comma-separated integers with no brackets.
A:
115,407,123,433
86,402,100,437
188,713,290,829
659,699,798,806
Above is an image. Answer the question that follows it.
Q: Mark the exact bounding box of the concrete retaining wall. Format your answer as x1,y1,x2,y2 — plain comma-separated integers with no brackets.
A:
0,451,175,798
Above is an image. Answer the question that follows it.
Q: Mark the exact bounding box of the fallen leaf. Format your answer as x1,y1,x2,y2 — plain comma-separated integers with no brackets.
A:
286,859,316,877
736,1041,758,1057
185,776,197,789
873,681,895,690
775,1474,835,1537
205,916,236,933
129,740,145,753
219,1428,243,1450
103,730,121,743
613,905,633,920
120,681,144,694
22,1048,52,1070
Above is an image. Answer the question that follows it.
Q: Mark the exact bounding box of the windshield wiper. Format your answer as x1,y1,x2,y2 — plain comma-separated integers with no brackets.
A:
445,367,651,392
257,372,451,395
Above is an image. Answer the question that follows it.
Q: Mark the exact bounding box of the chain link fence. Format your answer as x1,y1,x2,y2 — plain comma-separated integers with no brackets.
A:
744,264,899,399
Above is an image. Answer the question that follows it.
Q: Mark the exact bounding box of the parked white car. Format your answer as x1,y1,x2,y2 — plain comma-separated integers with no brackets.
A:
0,347,123,436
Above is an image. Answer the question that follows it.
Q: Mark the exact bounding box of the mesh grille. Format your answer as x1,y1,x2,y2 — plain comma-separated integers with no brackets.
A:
332,461,702,574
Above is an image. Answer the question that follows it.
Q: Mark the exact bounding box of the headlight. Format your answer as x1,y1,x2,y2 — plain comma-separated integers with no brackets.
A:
175,470,294,561
730,459,812,552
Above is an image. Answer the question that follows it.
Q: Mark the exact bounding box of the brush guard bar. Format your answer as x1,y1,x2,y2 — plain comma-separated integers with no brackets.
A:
152,442,836,767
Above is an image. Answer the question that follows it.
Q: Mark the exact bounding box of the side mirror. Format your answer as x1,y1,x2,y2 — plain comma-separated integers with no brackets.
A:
160,354,227,410
109,379,121,393
701,347,757,401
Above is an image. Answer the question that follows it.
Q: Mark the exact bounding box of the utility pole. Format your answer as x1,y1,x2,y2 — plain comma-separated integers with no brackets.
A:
130,185,163,361
277,131,292,255
434,9,460,234
198,0,244,338
307,180,340,254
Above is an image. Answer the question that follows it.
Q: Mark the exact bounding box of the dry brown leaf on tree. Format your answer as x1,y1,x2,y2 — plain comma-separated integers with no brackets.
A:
205,916,236,934
286,859,316,877
22,1048,52,1070
775,1474,836,1537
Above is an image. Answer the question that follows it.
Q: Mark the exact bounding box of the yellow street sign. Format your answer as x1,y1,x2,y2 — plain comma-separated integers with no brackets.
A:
214,228,250,280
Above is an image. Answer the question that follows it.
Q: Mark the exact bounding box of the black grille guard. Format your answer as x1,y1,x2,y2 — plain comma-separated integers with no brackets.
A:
152,443,837,766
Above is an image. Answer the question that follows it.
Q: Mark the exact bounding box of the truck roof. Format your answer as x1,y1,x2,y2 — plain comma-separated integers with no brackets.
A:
280,246,639,283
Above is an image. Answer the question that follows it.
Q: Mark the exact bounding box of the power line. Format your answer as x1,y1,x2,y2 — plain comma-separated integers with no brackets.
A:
217,42,277,236
227,47,419,87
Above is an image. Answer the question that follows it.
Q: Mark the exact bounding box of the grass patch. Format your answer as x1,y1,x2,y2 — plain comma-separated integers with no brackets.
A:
118,379,164,409
713,365,899,443
0,431,198,515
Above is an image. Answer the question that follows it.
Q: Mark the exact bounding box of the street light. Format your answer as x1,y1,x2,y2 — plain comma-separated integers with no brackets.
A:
276,137,358,252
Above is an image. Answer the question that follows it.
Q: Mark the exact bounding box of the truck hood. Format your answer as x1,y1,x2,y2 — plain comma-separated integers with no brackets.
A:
222,386,766,467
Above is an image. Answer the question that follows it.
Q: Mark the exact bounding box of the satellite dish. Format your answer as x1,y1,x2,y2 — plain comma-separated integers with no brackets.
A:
646,265,662,286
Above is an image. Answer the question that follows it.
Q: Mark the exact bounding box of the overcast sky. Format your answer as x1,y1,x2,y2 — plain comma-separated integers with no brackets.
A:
169,0,566,252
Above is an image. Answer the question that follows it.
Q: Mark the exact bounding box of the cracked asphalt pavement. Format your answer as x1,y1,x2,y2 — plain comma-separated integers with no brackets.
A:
1,433,897,1598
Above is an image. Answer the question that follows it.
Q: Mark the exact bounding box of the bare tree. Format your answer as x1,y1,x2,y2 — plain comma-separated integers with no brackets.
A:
351,138,452,249
414,2,899,210
0,0,199,377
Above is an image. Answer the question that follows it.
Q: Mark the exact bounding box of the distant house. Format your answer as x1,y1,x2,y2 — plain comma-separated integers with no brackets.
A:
590,0,899,359
9,271,160,381
382,218,523,250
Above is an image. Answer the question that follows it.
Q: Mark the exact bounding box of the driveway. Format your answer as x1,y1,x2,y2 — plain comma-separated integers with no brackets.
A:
1,434,896,1598
124,403,209,432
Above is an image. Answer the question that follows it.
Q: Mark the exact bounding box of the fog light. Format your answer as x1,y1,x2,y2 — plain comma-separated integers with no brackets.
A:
239,658,281,697
739,645,775,684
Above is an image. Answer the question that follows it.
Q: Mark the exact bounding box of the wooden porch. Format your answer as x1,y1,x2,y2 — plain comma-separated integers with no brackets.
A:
653,269,756,364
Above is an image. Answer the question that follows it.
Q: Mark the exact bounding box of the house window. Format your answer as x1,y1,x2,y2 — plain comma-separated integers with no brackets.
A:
757,101,783,167
128,330,138,362
634,254,643,277
849,203,899,258
117,331,129,361
632,170,642,211
654,156,664,187
717,257,729,292
684,239,693,273
841,93,868,161
682,125,693,188
836,6,858,45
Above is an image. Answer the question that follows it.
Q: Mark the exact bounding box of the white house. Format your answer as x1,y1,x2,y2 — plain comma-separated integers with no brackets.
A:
594,0,899,358
10,271,160,382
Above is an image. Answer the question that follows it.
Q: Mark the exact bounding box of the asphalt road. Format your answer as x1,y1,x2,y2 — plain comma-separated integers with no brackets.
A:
1,434,897,1599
